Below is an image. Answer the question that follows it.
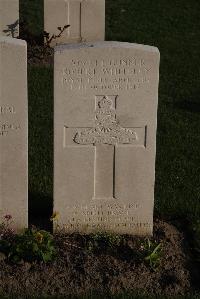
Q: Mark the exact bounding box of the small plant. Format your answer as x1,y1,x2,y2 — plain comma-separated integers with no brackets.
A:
139,238,162,269
86,232,123,253
25,25,70,64
0,226,56,263
50,211,60,232
44,25,70,47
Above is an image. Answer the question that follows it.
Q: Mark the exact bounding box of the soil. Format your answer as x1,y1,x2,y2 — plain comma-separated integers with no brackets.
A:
0,219,195,298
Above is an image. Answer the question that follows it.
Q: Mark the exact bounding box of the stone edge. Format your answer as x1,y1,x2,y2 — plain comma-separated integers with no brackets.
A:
54,41,160,54
0,36,26,47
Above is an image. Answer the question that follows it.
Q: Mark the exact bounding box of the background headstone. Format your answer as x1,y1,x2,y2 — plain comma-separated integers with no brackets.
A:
0,0,19,38
54,42,160,235
0,37,28,230
44,0,105,46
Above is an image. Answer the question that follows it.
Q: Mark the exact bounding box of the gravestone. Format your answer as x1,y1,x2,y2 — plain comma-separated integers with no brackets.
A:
54,42,160,235
0,37,28,230
44,0,105,46
0,0,19,38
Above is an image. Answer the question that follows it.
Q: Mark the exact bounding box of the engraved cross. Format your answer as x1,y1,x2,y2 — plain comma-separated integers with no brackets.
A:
67,95,142,200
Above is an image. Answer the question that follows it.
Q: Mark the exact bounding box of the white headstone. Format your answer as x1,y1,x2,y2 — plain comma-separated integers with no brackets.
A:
0,0,19,38
44,0,105,46
0,37,28,230
54,42,160,235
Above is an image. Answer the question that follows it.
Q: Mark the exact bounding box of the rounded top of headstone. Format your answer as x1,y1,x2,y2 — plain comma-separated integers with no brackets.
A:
0,36,26,47
54,41,160,54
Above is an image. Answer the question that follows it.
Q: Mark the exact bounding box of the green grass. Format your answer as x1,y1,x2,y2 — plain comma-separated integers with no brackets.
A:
26,0,200,226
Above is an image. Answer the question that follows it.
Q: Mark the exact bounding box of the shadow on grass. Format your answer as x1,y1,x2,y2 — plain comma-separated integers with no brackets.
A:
174,101,200,114
29,192,53,231
28,66,53,229
19,0,44,44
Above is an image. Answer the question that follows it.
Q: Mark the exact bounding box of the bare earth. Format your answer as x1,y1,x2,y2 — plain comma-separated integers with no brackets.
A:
0,220,194,298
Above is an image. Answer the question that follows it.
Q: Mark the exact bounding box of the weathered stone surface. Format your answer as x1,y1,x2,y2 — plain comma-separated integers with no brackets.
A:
44,0,105,46
54,42,160,235
0,0,19,38
0,37,28,230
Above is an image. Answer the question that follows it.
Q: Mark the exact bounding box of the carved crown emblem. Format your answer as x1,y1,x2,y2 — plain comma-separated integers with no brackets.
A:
74,96,137,145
